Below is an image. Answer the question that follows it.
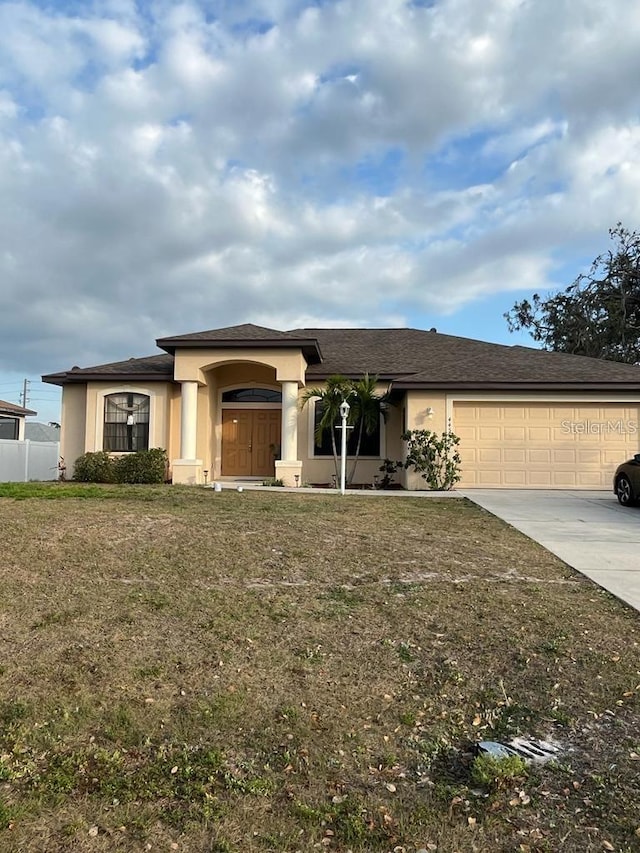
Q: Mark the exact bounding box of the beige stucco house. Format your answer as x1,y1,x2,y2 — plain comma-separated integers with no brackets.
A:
43,324,640,489
0,399,37,441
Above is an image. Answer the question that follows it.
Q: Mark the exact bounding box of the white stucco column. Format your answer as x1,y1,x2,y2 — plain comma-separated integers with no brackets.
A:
180,381,198,459
172,381,203,485
276,380,303,486
280,381,298,461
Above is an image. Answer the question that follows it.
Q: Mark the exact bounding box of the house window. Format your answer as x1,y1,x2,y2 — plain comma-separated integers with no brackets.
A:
313,403,381,457
222,388,282,403
0,417,19,440
103,393,150,452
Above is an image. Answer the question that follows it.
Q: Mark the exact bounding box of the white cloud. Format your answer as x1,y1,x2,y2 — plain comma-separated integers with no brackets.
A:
1,0,639,388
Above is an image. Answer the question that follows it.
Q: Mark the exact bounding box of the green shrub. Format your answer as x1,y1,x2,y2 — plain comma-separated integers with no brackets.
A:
401,429,461,490
113,449,168,484
73,449,167,484
73,451,116,483
377,458,403,488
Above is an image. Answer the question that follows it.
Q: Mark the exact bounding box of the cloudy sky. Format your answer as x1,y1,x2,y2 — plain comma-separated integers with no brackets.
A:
1,0,640,422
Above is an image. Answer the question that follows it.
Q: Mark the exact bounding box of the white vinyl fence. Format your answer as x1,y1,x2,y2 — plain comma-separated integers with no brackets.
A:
0,439,60,483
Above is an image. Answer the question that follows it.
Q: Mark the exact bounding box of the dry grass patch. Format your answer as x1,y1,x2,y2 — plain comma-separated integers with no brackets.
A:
0,484,639,852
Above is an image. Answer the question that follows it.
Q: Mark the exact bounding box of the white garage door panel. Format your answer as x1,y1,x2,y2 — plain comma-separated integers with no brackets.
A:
578,450,600,464
529,449,550,463
529,427,551,440
504,427,525,440
454,402,640,489
553,449,575,463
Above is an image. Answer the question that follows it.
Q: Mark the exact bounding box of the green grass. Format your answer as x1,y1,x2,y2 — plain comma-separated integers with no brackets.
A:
0,482,149,500
471,753,528,788
0,485,638,852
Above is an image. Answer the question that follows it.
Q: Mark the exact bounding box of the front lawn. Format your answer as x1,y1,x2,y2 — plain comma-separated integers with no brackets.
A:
0,485,638,852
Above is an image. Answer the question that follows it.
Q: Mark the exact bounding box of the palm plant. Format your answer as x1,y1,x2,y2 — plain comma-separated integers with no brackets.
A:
301,374,389,486
347,374,388,485
300,375,352,482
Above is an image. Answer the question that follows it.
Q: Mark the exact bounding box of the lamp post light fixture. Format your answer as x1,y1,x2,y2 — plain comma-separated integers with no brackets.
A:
339,398,350,495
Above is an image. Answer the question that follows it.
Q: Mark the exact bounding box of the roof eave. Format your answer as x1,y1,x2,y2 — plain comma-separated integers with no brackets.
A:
0,407,37,417
392,381,640,392
41,372,68,387
42,371,175,386
156,337,323,364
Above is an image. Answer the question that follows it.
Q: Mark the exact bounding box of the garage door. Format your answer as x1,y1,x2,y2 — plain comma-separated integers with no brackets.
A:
454,402,640,488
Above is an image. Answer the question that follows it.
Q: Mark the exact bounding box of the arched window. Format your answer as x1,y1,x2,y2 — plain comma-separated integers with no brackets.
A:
104,393,150,452
221,388,282,403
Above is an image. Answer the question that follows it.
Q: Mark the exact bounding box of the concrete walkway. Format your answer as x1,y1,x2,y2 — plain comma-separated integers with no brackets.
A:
207,481,459,497
459,489,640,613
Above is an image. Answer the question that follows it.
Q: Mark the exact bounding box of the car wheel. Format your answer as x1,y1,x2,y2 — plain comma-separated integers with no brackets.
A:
616,474,637,506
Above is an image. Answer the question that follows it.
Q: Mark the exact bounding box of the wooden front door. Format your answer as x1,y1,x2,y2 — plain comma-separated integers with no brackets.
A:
222,410,280,477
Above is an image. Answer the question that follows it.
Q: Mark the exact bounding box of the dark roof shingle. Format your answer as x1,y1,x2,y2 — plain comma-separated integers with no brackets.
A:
43,325,640,390
297,328,640,387
43,354,174,385
158,323,301,343
156,323,322,363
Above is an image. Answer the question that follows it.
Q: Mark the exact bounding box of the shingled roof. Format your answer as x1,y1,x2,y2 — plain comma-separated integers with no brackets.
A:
43,354,174,386
42,325,640,390
297,329,640,389
156,323,322,363
0,398,37,417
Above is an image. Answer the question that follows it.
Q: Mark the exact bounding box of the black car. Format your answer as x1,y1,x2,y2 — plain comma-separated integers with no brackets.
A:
614,453,640,506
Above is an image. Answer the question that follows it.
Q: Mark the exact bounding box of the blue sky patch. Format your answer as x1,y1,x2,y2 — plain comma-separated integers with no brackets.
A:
339,147,405,197
230,17,275,38
423,127,508,191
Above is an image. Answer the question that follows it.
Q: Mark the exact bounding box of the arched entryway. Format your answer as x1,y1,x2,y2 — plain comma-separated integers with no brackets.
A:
220,387,282,477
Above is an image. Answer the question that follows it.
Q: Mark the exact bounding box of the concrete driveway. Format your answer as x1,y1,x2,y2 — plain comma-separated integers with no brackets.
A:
458,489,640,612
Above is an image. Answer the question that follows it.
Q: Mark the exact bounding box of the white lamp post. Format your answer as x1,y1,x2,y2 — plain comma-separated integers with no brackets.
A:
339,398,350,495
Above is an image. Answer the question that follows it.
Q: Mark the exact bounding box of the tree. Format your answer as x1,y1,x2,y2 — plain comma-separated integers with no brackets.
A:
347,374,388,485
505,223,640,363
301,375,351,482
300,374,388,486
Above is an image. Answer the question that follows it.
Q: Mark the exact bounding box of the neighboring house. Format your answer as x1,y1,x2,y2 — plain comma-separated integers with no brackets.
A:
42,324,640,489
0,399,37,441
25,422,61,442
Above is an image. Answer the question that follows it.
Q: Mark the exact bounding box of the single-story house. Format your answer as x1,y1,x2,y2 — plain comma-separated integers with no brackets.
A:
42,323,640,489
0,399,37,441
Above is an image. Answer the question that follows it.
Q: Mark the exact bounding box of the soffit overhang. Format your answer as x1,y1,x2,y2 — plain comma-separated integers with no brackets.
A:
157,336,322,365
